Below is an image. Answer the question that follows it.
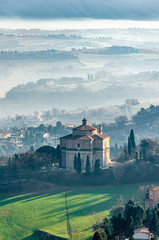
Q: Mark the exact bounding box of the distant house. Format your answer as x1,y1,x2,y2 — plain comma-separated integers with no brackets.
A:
133,228,151,240
145,186,159,209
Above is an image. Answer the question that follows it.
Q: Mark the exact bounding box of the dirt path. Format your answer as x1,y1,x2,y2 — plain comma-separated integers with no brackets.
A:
64,192,72,239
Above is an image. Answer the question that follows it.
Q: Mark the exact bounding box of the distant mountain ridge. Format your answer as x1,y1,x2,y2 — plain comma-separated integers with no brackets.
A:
0,0,159,20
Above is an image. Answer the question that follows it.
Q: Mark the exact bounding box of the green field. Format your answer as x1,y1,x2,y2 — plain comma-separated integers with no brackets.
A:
0,183,152,240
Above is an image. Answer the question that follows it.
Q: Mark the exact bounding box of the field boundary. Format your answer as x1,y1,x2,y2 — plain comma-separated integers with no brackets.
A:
37,229,68,240
64,192,72,238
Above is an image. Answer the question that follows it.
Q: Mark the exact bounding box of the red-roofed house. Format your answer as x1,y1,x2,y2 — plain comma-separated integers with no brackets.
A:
60,118,111,170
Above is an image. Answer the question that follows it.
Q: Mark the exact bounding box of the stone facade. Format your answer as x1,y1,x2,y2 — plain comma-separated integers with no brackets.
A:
60,118,111,170
145,187,159,209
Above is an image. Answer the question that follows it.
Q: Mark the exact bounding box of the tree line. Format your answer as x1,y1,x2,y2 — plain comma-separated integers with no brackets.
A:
118,128,159,164
73,153,101,176
0,145,60,184
92,200,159,240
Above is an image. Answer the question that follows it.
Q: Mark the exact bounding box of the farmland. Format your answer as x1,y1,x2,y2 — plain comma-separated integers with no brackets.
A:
0,182,149,240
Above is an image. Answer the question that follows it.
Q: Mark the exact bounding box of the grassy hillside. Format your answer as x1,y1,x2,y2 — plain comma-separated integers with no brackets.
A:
0,183,153,240
67,184,144,239
0,191,68,240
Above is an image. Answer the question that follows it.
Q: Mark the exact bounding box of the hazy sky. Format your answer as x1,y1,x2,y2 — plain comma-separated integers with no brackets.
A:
0,0,159,20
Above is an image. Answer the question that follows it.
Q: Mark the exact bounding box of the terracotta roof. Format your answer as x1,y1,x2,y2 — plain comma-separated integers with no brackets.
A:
150,187,159,191
78,135,94,141
134,228,150,235
60,134,75,140
73,124,97,131
93,133,110,140
60,134,93,141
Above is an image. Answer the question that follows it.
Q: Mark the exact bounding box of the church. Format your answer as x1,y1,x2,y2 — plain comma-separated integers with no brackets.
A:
60,118,111,170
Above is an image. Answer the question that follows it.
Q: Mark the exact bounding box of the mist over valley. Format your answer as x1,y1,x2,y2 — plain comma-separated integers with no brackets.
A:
0,27,159,120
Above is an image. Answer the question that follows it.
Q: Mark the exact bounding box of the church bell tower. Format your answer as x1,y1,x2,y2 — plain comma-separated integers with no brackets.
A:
82,118,87,126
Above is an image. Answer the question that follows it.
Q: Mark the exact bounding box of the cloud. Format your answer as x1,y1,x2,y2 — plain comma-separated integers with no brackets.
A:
0,0,159,20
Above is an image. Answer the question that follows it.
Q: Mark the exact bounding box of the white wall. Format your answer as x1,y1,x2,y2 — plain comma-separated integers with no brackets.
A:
133,233,149,240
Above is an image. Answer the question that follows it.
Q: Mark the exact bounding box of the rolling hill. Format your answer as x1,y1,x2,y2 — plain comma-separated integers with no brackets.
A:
0,183,142,240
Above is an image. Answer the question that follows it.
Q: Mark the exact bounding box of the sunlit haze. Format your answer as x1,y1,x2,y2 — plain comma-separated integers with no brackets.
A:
1,19,159,30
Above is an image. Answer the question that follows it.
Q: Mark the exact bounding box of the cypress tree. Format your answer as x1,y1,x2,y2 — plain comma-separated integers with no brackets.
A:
128,136,131,155
94,159,101,175
77,152,81,174
74,154,77,171
124,200,135,226
134,205,146,228
130,129,136,149
86,155,91,175
145,208,153,228
57,144,62,168
128,216,134,238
